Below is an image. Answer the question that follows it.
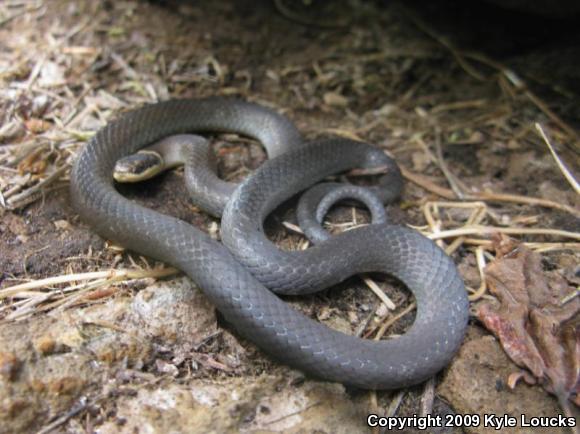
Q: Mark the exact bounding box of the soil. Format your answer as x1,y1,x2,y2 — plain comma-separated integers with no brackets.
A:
0,0,578,433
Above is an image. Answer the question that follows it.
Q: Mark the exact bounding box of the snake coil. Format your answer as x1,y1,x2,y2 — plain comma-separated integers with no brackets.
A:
70,97,468,389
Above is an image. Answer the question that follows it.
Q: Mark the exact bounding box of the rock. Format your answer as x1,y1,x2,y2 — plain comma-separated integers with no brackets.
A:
0,318,96,434
0,278,219,433
96,376,372,434
0,352,20,381
439,335,567,434
125,277,218,346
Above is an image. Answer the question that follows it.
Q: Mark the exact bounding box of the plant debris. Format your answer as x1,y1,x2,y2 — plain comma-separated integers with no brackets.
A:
477,234,579,411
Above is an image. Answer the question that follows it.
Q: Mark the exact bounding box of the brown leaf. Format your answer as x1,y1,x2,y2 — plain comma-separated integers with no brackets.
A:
476,234,579,407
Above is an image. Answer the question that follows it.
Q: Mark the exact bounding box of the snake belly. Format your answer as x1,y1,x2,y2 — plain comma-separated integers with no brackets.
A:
70,97,469,389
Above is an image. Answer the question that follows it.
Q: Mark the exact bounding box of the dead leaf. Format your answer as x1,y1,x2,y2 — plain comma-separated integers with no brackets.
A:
477,234,579,407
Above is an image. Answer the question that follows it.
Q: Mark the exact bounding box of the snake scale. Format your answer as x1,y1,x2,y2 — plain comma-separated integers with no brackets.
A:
70,97,468,389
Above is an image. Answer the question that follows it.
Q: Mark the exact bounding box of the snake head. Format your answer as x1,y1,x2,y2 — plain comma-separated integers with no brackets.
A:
113,150,165,183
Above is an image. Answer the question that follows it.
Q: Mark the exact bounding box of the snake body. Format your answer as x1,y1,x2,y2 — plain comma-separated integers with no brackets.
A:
70,98,469,389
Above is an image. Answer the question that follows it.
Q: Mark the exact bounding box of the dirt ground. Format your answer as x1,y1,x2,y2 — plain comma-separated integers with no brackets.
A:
0,0,578,433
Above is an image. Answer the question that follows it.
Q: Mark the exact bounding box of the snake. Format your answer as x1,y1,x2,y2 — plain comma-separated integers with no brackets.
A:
70,97,469,389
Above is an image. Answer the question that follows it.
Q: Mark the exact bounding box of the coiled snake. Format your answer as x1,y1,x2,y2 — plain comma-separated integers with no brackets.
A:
70,98,468,389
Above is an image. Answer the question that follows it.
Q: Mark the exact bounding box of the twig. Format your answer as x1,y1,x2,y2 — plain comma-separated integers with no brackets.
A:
473,191,579,217
37,396,89,434
426,226,580,242
467,247,488,301
261,401,321,425
0,267,178,299
535,123,580,194
420,377,436,416
373,302,416,340
444,205,488,255
385,390,405,417
355,303,379,337
473,57,580,151
460,239,580,252
400,166,455,200
433,130,465,198
5,165,68,208
362,276,396,311
559,288,579,306
401,165,579,216
282,221,303,234
423,201,488,252
368,390,380,434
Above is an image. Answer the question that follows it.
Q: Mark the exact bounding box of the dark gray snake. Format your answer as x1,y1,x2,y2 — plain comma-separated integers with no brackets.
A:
70,98,468,389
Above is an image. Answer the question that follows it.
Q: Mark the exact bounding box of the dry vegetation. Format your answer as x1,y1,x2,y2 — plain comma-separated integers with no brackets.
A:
0,0,578,432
